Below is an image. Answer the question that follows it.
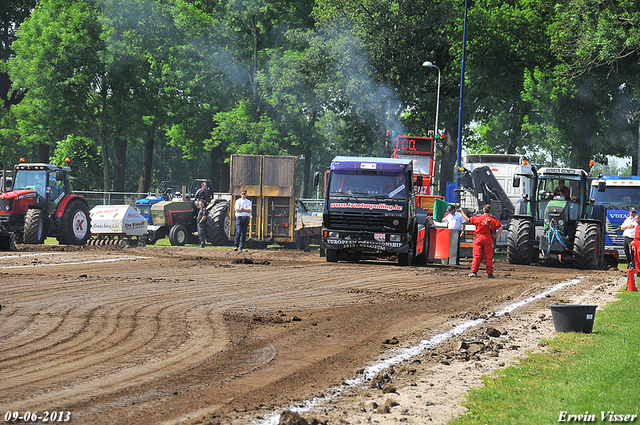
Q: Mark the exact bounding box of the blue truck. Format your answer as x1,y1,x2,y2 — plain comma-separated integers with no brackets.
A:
321,156,429,265
590,175,640,264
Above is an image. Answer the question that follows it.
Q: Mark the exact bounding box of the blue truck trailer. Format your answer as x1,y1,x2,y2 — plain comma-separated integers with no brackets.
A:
591,175,640,264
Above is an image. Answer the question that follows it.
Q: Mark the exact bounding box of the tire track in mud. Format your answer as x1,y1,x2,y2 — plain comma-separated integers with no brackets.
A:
0,248,592,424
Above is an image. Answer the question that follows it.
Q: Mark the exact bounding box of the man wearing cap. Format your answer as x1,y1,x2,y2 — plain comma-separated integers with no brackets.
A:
621,208,638,268
442,204,466,231
441,204,466,265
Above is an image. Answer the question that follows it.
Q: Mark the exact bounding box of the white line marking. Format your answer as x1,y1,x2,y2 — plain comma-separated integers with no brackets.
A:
0,256,148,269
252,277,584,425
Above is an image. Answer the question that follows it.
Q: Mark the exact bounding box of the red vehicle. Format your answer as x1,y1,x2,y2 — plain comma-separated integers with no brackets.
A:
0,159,91,249
392,135,443,214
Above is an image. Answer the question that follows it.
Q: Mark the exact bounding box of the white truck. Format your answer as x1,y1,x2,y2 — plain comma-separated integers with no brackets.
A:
459,154,533,250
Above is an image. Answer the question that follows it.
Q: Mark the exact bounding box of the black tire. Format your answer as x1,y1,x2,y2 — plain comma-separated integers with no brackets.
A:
57,200,91,245
507,218,535,264
168,224,188,246
326,249,339,262
574,222,600,269
398,251,413,266
207,200,230,245
23,208,45,244
14,231,23,244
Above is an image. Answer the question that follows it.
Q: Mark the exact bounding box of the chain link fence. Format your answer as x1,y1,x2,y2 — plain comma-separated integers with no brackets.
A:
76,192,325,214
75,191,150,209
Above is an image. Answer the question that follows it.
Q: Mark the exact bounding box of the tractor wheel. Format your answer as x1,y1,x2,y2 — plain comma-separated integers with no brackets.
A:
507,218,536,264
574,222,601,270
326,249,339,262
57,200,91,245
168,224,188,246
23,209,45,244
207,200,230,245
14,231,23,244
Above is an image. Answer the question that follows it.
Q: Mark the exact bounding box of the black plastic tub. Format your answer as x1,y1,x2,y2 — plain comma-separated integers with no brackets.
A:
549,305,597,333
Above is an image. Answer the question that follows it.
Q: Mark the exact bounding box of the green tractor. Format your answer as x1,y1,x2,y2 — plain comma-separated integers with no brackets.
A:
507,167,605,269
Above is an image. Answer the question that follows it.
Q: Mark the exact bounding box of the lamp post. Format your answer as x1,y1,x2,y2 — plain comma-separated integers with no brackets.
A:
422,61,441,140
456,0,469,203
422,61,441,196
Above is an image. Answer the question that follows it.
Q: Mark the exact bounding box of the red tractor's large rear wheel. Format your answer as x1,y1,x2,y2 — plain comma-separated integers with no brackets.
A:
57,200,91,245
23,209,45,244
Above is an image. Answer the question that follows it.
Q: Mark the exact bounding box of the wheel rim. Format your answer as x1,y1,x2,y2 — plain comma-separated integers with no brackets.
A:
72,210,89,240
177,229,186,244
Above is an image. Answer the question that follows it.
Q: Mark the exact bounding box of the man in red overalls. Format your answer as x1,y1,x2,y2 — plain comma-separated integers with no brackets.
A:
632,213,640,269
460,205,503,278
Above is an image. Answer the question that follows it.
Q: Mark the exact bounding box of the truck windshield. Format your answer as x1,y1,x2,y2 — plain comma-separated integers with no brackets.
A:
592,186,640,204
396,154,431,176
329,172,407,198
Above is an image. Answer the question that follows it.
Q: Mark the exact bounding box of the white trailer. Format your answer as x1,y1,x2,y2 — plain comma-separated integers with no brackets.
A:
89,205,148,246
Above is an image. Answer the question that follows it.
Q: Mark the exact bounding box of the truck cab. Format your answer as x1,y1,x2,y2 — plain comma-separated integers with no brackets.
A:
321,156,428,265
590,175,640,264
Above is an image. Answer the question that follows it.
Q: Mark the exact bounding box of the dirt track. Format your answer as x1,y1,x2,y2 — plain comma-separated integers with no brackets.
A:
0,246,625,424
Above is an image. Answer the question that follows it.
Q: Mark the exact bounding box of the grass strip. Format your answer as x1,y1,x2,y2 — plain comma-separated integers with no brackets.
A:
450,291,640,425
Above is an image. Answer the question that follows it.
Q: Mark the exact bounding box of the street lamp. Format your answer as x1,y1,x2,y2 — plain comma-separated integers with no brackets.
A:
422,61,441,196
422,61,441,140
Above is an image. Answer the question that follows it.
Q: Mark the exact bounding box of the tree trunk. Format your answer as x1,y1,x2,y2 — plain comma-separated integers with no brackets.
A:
138,129,155,195
99,133,110,192
577,97,594,171
301,148,312,198
37,143,49,163
113,131,127,203
210,146,229,192
438,123,458,198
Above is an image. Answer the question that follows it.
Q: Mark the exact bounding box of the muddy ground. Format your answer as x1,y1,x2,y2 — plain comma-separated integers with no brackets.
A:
0,245,625,424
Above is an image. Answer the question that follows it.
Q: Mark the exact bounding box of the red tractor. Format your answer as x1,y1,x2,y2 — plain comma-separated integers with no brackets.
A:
0,160,91,250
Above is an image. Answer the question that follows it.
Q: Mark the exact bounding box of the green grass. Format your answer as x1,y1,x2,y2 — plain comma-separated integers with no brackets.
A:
450,291,640,425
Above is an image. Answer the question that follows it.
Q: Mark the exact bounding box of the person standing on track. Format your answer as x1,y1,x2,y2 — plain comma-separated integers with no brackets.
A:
621,207,638,269
197,199,207,248
459,205,503,278
234,189,252,252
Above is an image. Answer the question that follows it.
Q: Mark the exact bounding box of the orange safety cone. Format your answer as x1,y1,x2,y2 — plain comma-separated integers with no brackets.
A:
627,267,638,292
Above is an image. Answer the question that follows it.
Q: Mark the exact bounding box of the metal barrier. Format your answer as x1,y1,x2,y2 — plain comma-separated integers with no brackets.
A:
299,198,324,215
75,191,150,209
76,192,323,213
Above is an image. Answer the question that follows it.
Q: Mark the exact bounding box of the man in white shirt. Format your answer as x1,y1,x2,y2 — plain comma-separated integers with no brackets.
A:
442,204,466,230
440,204,466,266
234,189,252,252
621,207,638,268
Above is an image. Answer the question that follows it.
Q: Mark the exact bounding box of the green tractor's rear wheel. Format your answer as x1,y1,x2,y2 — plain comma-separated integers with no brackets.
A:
574,222,602,269
507,218,536,264
23,208,45,244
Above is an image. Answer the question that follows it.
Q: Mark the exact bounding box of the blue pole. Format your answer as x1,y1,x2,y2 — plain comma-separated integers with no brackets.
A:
455,0,469,204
